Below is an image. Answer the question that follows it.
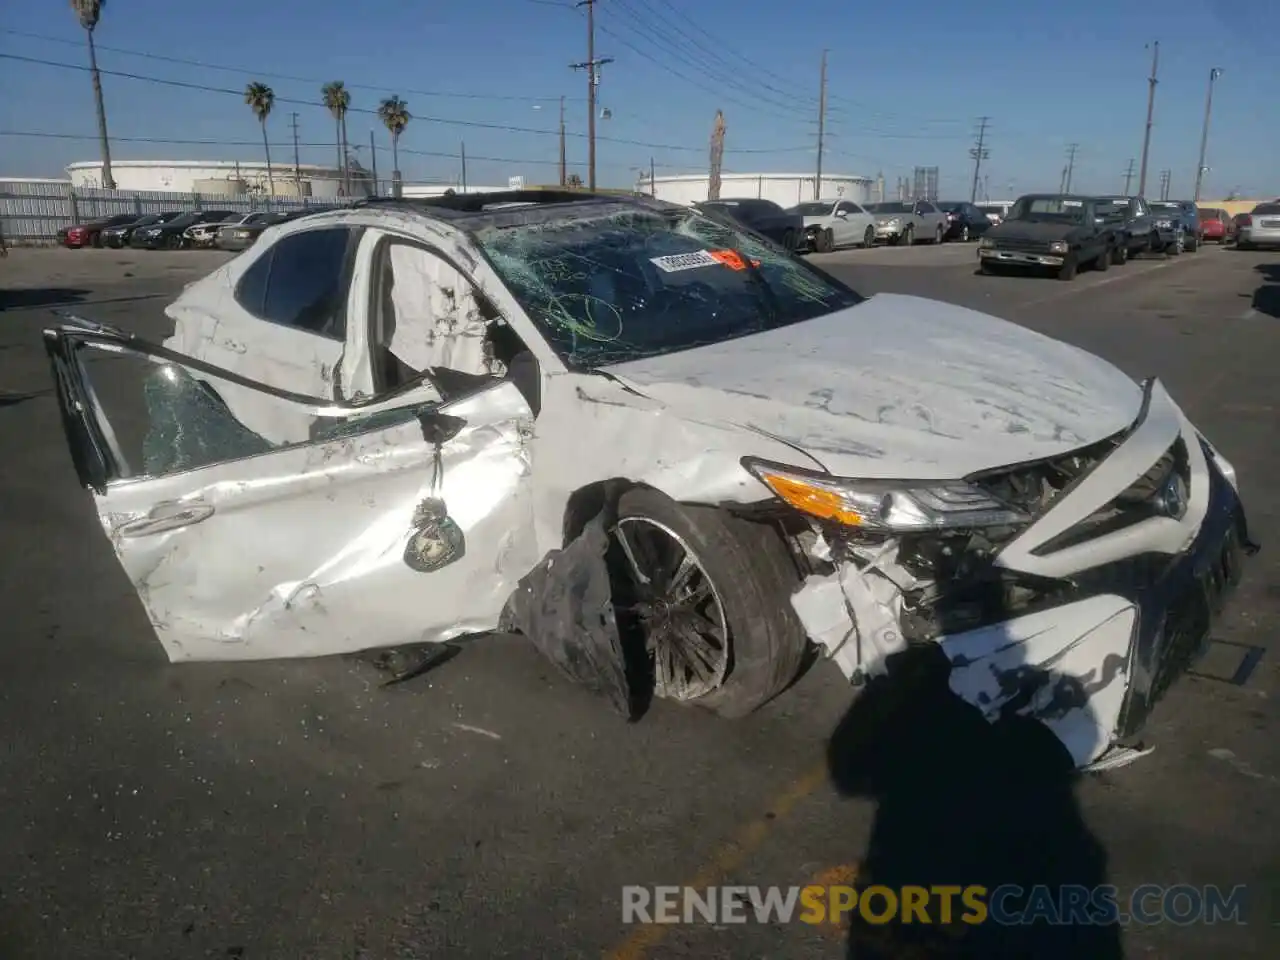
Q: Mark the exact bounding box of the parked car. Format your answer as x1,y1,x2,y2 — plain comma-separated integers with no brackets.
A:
215,210,306,251
130,210,237,249
788,199,876,252
694,198,803,251
184,212,251,249
1235,202,1280,250
1146,200,1200,254
1093,196,1157,261
59,214,142,249
864,200,948,245
978,194,1119,280
936,201,992,242
978,202,1013,225
1197,207,1231,243
41,189,1254,771
100,212,180,248
1229,212,1251,243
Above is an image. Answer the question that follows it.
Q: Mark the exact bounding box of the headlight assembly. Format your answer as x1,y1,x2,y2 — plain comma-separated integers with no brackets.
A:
979,237,995,249
742,458,1028,533
1156,219,1172,229
1048,241,1069,254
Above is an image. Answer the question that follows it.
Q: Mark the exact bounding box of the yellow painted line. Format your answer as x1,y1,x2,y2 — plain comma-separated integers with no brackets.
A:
602,763,828,960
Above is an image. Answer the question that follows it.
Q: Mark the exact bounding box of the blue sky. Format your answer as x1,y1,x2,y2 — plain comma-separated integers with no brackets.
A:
1,0,1275,198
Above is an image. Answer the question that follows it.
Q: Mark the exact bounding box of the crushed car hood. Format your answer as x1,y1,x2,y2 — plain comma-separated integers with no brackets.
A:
605,293,1143,479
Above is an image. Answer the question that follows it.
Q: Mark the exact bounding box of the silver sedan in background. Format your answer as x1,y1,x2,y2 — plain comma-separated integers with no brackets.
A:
1236,201,1280,250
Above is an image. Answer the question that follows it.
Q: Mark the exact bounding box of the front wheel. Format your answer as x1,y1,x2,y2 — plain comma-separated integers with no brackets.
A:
1056,254,1078,281
816,229,834,253
611,488,810,718
1095,246,1110,271
862,225,875,248
901,225,915,246
1168,231,1184,256
960,225,970,242
1110,242,1129,265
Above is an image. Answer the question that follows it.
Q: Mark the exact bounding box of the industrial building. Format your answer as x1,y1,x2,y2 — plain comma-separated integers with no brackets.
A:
65,159,369,198
638,172,875,207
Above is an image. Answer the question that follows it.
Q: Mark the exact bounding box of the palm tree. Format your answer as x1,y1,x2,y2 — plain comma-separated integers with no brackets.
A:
70,0,115,189
378,96,410,197
321,81,351,195
244,82,276,197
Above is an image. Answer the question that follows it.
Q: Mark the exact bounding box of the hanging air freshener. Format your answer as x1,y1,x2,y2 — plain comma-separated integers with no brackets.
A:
403,429,466,573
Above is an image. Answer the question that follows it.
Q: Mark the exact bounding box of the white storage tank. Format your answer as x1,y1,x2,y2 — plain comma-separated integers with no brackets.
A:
640,172,874,208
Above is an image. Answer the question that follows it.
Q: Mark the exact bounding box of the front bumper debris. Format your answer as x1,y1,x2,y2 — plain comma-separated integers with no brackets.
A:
789,378,1256,768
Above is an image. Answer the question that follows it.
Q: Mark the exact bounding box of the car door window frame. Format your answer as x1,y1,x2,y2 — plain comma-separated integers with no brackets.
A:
44,321,469,490
233,225,362,343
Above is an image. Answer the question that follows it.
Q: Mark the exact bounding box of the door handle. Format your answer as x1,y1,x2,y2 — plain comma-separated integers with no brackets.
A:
115,500,215,538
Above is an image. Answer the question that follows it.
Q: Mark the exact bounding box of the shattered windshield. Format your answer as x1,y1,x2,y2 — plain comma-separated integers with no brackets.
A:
791,202,834,216
477,206,863,368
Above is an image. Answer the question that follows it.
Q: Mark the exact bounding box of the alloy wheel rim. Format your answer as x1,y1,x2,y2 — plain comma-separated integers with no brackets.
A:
612,516,730,700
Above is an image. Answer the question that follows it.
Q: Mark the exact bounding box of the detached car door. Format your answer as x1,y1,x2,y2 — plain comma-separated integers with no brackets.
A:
44,320,539,663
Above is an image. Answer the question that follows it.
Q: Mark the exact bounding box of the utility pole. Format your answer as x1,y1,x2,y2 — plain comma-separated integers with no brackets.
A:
1138,41,1160,197
1159,169,1171,201
815,48,828,200
1123,158,1136,194
1193,67,1223,204
1064,143,1079,193
558,96,567,186
968,116,990,203
649,156,656,196
460,141,468,192
290,112,302,194
571,0,613,191
708,109,726,201
369,130,378,196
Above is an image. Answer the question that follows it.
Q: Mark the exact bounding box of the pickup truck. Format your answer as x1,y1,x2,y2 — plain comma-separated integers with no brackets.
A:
977,194,1120,281
1093,196,1157,260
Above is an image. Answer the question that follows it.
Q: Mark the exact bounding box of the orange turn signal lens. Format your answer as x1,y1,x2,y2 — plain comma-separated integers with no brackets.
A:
758,472,867,527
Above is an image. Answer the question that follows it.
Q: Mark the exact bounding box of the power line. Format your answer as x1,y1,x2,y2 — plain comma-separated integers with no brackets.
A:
583,9,808,125
0,52,809,155
0,130,587,167
611,0,815,116
0,28,578,104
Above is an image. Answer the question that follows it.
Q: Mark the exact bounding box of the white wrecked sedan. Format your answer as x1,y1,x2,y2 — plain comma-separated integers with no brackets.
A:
44,190,1256,768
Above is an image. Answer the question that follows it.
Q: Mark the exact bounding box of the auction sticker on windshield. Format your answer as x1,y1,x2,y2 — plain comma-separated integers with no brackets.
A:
1062,200,1083,206
651,251,722,272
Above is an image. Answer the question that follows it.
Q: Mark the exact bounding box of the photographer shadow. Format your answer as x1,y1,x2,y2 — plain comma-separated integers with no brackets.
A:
827,639,1125,959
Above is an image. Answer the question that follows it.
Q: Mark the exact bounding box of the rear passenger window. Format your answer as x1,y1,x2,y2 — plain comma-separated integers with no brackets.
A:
235,227,355,339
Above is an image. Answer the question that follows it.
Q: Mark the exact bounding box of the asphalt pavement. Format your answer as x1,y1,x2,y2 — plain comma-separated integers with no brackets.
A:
0,241,1276,959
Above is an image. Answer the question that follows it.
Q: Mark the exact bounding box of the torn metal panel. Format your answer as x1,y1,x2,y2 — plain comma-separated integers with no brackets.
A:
84,360,537,661
529,372,823,557
503,514,632,716
938,595,1137,768
384,242,492,376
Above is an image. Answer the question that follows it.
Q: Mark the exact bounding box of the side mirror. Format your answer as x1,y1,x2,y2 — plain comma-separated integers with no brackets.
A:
834,209,847,218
